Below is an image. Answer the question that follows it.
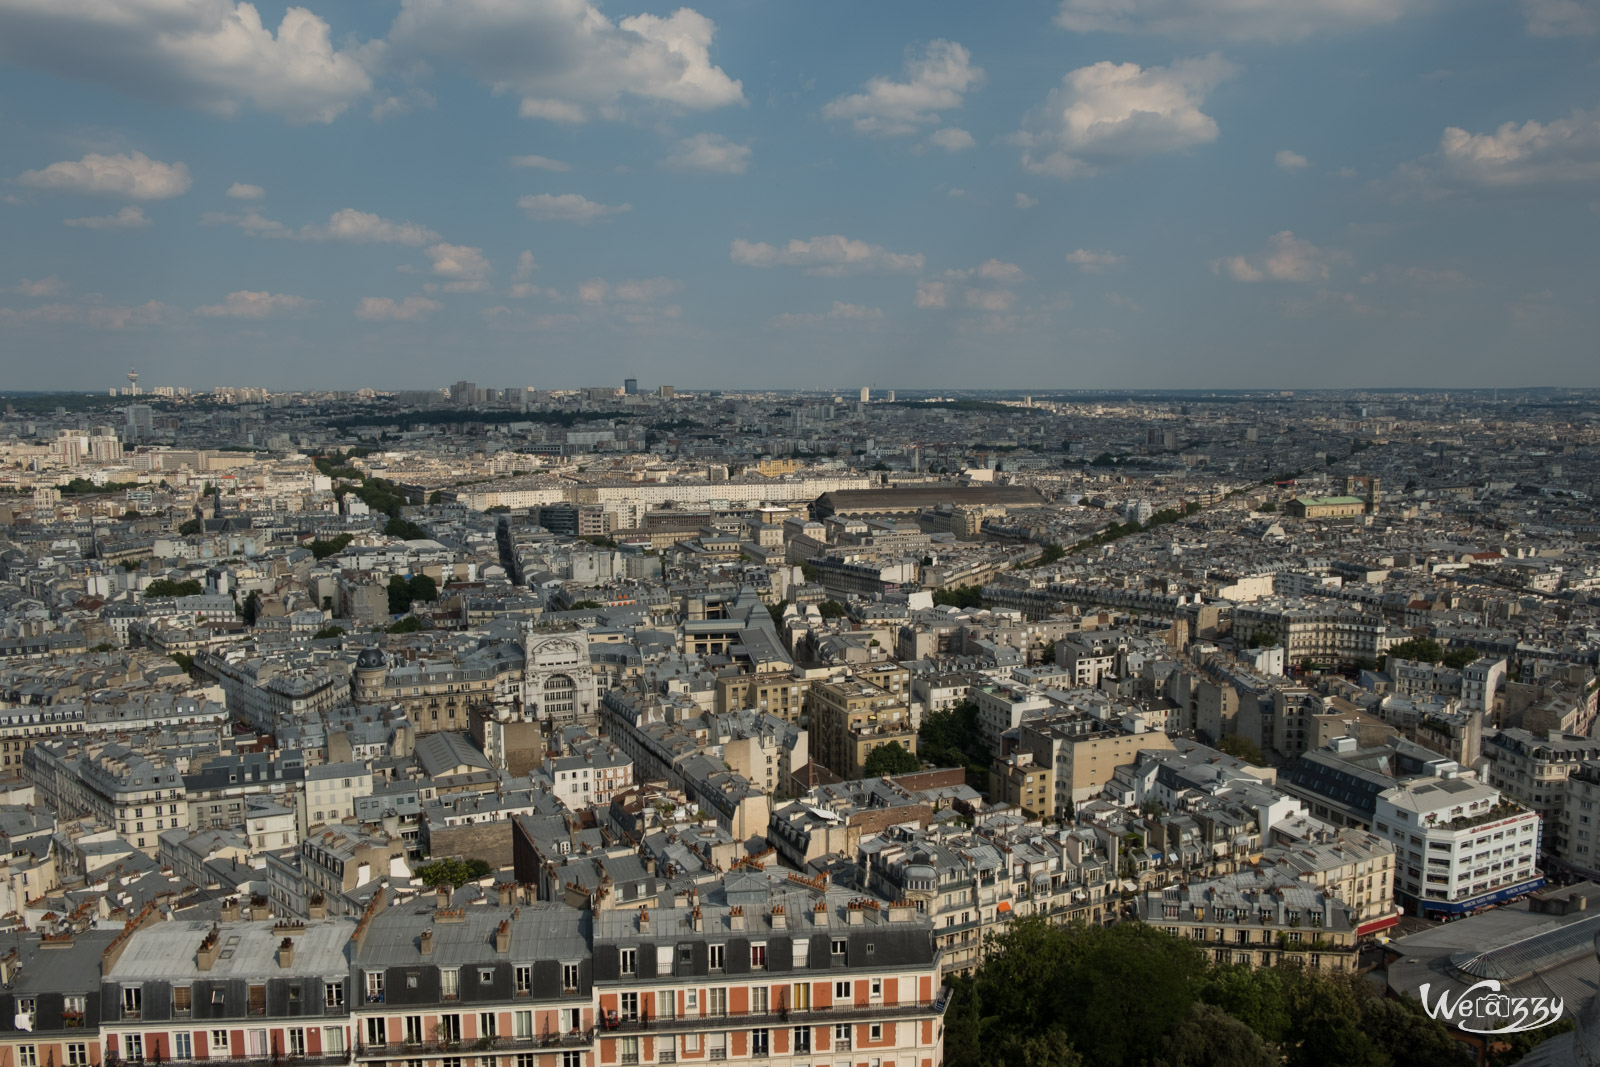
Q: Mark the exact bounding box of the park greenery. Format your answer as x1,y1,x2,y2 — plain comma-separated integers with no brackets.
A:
918,701,992,792
144,578,203,598
312,626,346,640
943,917,1469,1067
308,533,355,560
1386,637,1480,670
387,616,425,634
863,743,922,777
413,858,495,888
384,516,427,540
932,585,985,610
817,599,848,618
387,574,439,615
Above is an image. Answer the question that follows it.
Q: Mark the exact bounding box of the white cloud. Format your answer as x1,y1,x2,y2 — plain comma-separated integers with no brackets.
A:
226,182,264,200
1275,149,1309,170
518,193,632,223
578,277,681,305
1065,248,1126,272
927,127,975,152
64,205,152,230
207,206,441,244
510,154,572,172
916,261,1025,310
17,151,191,200
355,295,441,321
976,258,1026,281
9,276,65,297
200,208,291,237
370,88,436,121
513,251,538,281
0,299,169,329
0,0,371,123
1521,0,1599,36
1015,192,1039,209
194,290,310,317
1211,230,1338,283
1016,55,1235,178
387,0,744,123
730,235,924,276
662,133,750,174
963,288,1016,311
1053,0,1428,42
823,39,983,137
915,279,949,308
1401,109,1600,192
771,301,886,329
425,242,491,291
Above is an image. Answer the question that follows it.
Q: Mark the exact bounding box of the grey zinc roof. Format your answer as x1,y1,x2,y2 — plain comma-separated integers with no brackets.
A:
355,900,591,966
106,918,357,980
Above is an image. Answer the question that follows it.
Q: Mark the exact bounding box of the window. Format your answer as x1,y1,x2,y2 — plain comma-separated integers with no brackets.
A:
834,981,851,1000
833,1024,851,1052
561,1054,583,1067
212,989,226,1006
440,1015,462,1043
64,995,85,1015
127,1036,144,1062
562,963,580,992
479,969,495,984
514,1011,532,1039
619,1036,640,1065
289,986,302,1004
122,986,143,1018
442,969,460,999
657,945,675,975
174,986,192,1014
211,1030,230,1056
870,1024,883,1041
794,1027,811,1053
708,1033,727,1061
324,1028,345,1055
656,990,675,1019
67,1045,88,1067
793,939,809,968
709,943,726,971
620,948,637,975
751,1030,769,1056
685,990,699,1015
326,981,344,1008
405,1016,424,1045
515,965,532,995
831,938,847,959
750,943,767,970
406,973,419,990
249,985,267,1016
870,978,882,1000
366,971,385,1001
793,982,811,1010
366,1019,386,1046
479,1013,497,1037
173,1034,192,1059
19,1047,36,1067
620,993,639,1020
751,986,769,1014
288,1031,306,1058
708,988,728,1016
561,1008,582,1033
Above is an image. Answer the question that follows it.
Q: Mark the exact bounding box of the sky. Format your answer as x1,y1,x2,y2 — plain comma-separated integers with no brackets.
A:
0,0,1597,393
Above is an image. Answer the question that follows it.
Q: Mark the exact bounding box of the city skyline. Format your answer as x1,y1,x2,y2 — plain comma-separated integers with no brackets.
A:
2,0,1598,390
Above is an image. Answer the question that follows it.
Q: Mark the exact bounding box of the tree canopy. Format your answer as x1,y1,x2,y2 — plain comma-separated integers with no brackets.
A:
414,858,494,888
863,743,922,777
145,578,203,598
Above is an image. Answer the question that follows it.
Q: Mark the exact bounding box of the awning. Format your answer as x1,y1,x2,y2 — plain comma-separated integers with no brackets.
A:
1356,914,1400,936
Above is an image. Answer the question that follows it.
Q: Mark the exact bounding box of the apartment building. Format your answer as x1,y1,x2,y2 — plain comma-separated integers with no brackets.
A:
807,678,917,780
0,929,118,1067
1138,871,1361,974
1373,775,1543,919
1557,760,1600,879
24,740,187,855
1017,713,1175,814
1482,728,1600,856
1257,829,1399,936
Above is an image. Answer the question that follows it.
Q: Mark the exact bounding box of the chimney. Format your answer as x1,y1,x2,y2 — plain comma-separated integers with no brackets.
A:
498,883,514,907
770,906,786,931
196,926,222,971
220,897,241,922
436,886,450,909
638,907,650,934
419,930,433,956
495,919,511,954
308,895,328,920
729,906,745,931
277,937,294,969
691,906,703,933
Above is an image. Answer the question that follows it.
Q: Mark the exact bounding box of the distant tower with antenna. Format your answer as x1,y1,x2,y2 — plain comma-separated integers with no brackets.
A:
127,368,140,397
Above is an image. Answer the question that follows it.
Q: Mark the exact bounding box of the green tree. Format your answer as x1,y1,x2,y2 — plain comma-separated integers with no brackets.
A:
817,600,848,618
387,616,424,634
1441,646,1479,670
1387,637,1444,664
799,561,820,584
387,574,413,615
313,626,345,639
408,574,438,603
170,652,195,674
1217,734,1266,765
568,599,604,610
241,590,261,625
415,858,494,888
385,516,427,541
308,533,354,560
145,578,204,598
178,518,202,535
932,585,984,609
1156,1003,1276,1067
863,743,921,777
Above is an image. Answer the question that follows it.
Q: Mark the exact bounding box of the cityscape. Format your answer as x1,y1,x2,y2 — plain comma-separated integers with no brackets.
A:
3,3,1599,1067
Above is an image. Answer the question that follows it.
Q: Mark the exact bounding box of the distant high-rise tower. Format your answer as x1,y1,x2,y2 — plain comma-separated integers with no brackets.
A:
887,389,895,402
624,378,638,395
859,386,870,403
127,368,139,397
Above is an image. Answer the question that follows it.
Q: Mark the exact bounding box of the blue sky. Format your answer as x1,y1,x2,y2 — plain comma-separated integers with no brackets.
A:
1,0,1596,391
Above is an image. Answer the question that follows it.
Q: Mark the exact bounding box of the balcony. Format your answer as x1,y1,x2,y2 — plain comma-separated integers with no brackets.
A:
354,1032,593,1061
603,997,949,1037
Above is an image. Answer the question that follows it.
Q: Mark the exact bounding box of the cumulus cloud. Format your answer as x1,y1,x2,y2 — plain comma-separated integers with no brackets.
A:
963,288,1016,311
1275,149,1309,170
1015,192,1039,209
0,0,371,123
386,0,744,123
203,206,441,243
730,235,924,276
9,276,65,297
771,301,885,328
16,151,191,200
370,88,436,121
0,299,169,329
1399,109,1600,193
518,193,632,223
915,279,949,309
510,154,572,172
226,182,265,200
1065,248,1126,272
1521,0,1599,36
577,277,681,305
927,127,975,152
1211,230,1338,283
425,242,491,292
1053,0,1428,42
355,295,441,321
915,260,1026,310
823,39,984,136
1015,55,1235,178
662,133,750,174
64,205,152,230
194,290,310,317
513,251,538,281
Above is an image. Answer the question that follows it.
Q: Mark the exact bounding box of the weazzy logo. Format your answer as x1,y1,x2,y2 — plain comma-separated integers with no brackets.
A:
1419,980,1564,1034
